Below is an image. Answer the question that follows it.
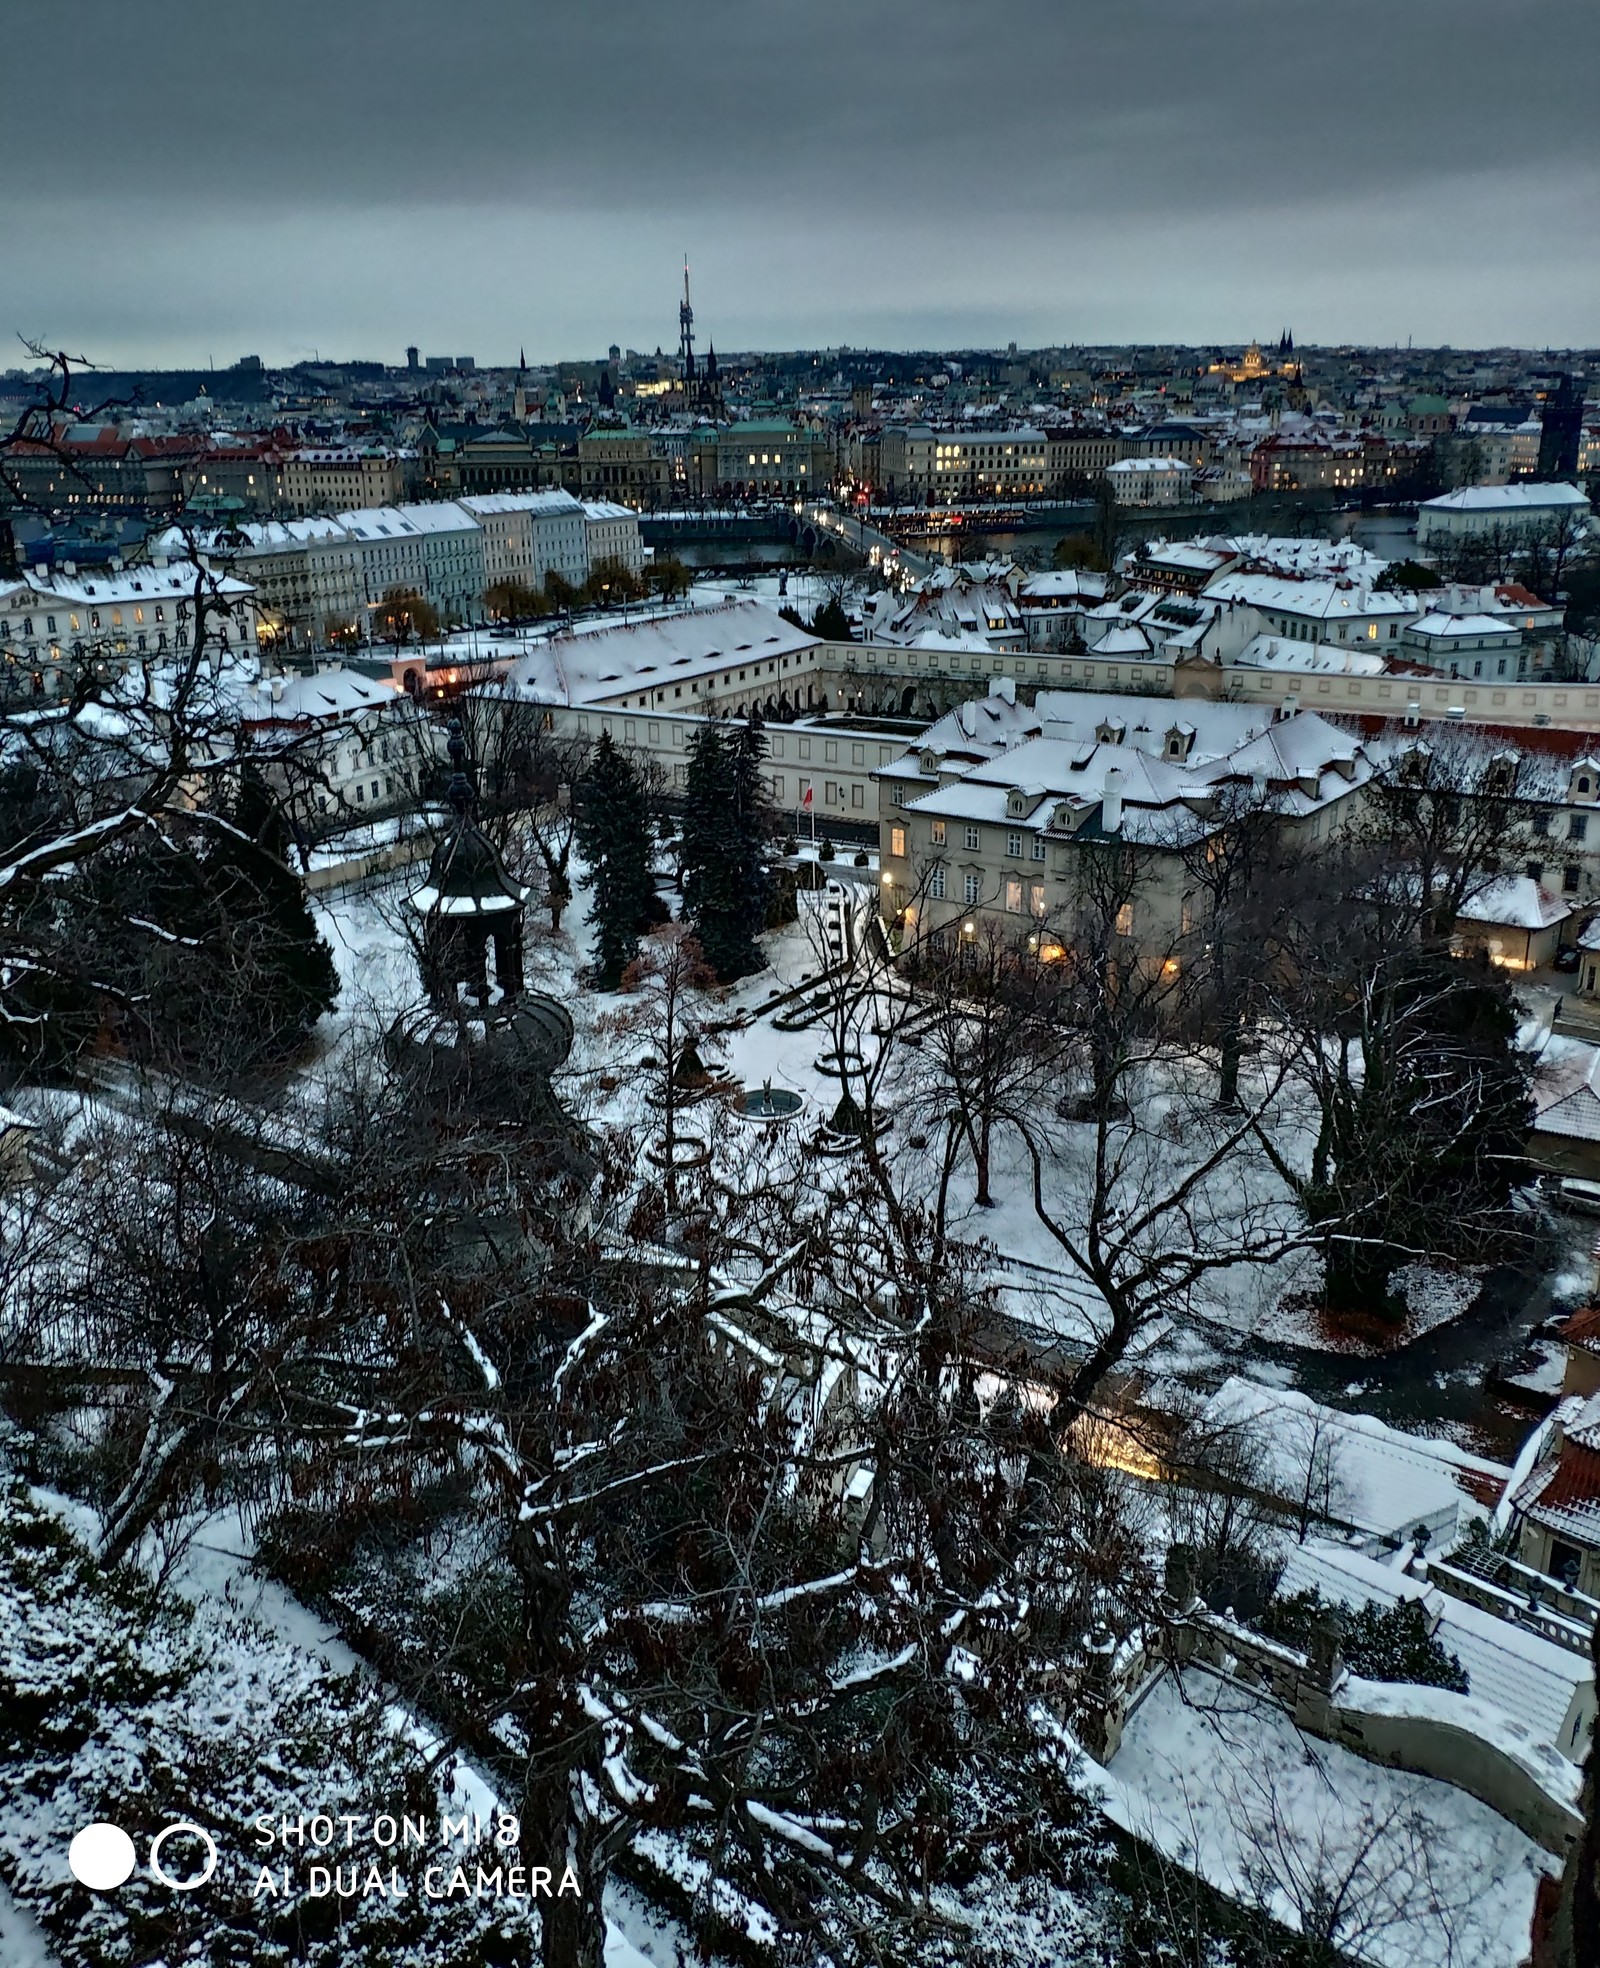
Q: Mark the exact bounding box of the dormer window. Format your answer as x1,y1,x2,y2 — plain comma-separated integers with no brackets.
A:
1006,789,1027,818
1576,770,1596,802
919,749,938,774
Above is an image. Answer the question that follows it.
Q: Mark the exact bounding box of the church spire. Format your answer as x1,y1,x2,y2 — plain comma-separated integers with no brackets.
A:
679,258,696,384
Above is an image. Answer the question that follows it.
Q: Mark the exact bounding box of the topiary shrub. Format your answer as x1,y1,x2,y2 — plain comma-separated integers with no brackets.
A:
819,839,836,863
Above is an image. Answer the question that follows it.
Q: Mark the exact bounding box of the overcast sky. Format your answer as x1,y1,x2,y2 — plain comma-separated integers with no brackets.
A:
6,0,1598,369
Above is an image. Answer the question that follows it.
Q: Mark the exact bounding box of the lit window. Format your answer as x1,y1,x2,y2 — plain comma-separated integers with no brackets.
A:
1005,878,1023,914
1114,901,1134,936
890,826,906,858
930,819,946,845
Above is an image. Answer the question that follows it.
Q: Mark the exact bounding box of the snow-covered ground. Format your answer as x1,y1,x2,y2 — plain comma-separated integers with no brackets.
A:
1105,1669,1555,1968
0,1881,61,1968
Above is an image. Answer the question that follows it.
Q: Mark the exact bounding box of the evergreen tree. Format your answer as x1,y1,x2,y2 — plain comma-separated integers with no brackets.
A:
209,773,341,1057
682,717,769,982
811,596,854,642
575,732,654,989
22,776,339,1078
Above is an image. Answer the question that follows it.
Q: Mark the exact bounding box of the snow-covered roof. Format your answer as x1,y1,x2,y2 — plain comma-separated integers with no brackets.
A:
1456,875,1573,932
1512,1392,1600,1546
1205,571,1418,619
1017,568,1110,602
1232,634,1389,676
1406,612,1524,642
340,501,478,541
1088,624,1155,657
503,599,818,708
1199,1377,1509,1547
4,561,253,606
1421,482,1590,515
1531,1039,1600,1145
1106,455,1193,475
460,489,583,519
238,668,401,725
1196,532,1388,581
581,500,640,523
886,696,1366,841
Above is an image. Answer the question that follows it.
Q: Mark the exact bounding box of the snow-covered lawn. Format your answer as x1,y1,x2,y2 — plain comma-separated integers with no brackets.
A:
0,1881,61,1968
1105,1668,1555,1968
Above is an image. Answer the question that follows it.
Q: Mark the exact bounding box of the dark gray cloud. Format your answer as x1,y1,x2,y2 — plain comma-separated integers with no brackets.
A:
4,0,1597,365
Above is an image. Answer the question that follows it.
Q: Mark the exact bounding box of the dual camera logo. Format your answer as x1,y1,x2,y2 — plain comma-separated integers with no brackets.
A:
68,1821,218,1894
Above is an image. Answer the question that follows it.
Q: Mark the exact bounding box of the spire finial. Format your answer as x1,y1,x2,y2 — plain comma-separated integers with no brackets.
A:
446,717,474,816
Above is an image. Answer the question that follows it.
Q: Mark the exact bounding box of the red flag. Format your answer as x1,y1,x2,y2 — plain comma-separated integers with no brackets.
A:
802,785,813,808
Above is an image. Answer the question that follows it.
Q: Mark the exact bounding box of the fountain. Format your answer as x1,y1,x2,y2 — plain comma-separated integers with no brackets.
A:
732,1077,804,1123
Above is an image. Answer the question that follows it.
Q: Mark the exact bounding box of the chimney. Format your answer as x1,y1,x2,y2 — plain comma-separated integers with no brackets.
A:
1101,766,1124,833
270,677,285,702
989,675,1016,705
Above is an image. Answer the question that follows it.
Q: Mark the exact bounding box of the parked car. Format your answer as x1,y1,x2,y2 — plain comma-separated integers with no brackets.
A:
1555,945,1581,972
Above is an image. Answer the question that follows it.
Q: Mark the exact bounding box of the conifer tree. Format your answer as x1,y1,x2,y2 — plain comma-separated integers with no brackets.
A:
575,731,653,989
210,772,341,1055
682,716,769,981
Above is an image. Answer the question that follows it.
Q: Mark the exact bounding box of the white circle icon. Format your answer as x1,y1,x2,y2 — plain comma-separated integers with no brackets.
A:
68,1824,137,1892
148,1822,219,1892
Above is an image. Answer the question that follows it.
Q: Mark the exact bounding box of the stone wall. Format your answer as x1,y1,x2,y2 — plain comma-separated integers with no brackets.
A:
1080,1558,1586,1853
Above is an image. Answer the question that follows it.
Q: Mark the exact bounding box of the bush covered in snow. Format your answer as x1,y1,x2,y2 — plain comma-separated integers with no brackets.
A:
1260,1587,1469,1693
0,1483,539,1967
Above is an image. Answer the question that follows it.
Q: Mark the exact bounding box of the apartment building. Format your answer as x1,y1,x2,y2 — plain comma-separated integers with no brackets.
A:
461,490,589,595
875,690,1370,955
280,446,414,516
927,428,1050,500
580,501,645,579
0,557,259,696
237,665,438,823
339,503,484,625
1418,482,1591,551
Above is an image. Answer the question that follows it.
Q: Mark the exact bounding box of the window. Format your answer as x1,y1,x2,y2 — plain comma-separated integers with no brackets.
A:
964,873,982,906
1526,862,1544,881
825,781,839,804
1533,813,1550,836
852,784,864,808
929,865,946,899
1030,882,1046,918
964,825,980,851
1031,837,1045,861
890,826,906,858
1006,830,1023,857
1573,815,1589,843
930,819,946,846
1114,901,1134,936
1005,878,1023,914
1565,866,1582,894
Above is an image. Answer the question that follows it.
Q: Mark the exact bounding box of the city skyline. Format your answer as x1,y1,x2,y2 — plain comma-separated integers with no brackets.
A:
6,0,1598,369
